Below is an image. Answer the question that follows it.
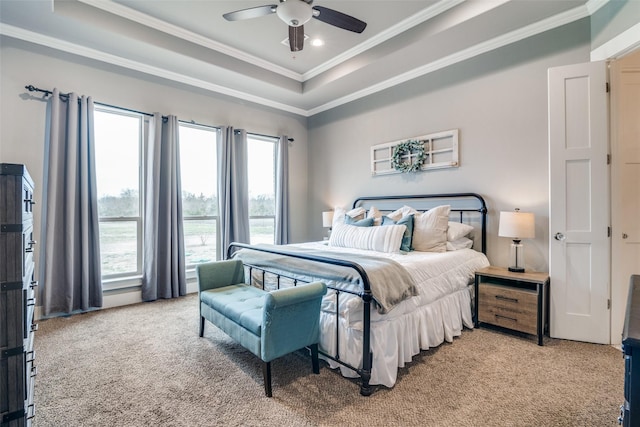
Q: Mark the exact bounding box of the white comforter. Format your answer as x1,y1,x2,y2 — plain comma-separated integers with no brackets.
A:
293,242,490,387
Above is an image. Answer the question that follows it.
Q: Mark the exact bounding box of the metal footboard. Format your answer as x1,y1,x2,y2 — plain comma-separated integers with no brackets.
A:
227,242,375,396
225,192,488,396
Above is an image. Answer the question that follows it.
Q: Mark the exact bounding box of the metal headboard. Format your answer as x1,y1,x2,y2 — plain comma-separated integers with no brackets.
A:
352,193,487,254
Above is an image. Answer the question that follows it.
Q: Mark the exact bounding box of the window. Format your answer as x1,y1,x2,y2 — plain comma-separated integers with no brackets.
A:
247,135,276,244
94,107,143,278
179,123,218,265
94,110,277,282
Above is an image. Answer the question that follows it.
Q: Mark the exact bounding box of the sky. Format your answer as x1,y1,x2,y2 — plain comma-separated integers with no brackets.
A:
94,111,275,198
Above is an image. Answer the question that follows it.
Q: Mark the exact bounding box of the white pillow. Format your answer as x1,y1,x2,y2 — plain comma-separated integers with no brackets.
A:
447,221,474,241
367,206,383,226
332,206,366,228
412,205,450,252
447,237,474,251
329,222,406,253
387,205,415,221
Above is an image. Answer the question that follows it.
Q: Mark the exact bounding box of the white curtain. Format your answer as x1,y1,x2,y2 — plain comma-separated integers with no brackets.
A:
142,114,186,301
41,89,103,316
275,135,290,244
218,127,250,258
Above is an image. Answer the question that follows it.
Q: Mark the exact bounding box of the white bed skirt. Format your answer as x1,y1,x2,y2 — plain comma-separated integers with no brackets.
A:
318,285,474,388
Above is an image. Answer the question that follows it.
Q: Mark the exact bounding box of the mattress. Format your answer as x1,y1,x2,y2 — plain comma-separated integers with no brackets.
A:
292,242,490,387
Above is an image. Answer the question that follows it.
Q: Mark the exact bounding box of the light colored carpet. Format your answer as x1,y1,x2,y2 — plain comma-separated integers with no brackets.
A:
34,294,623,426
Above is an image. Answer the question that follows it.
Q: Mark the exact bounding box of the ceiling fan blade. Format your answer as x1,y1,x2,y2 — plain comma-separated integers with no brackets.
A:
223,5,277,21
312,6,367,33
289,25,304,52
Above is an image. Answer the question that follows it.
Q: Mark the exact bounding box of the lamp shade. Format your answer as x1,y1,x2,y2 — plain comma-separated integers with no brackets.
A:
322,211,334,228
498,210,535,239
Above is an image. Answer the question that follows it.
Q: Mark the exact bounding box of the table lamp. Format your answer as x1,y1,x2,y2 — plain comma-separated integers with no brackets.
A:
499,208,535,273
322,211,334,239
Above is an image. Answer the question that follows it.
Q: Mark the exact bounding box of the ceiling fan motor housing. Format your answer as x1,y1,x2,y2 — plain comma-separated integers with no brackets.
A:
276,0,312,27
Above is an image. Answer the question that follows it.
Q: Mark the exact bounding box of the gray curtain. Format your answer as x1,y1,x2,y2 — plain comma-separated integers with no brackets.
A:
41,89,103,316
218,127,250,259
275,135,290,245
142,114,186,301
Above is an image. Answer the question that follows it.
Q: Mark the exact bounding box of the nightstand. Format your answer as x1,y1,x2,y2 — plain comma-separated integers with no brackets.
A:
474,266,550,346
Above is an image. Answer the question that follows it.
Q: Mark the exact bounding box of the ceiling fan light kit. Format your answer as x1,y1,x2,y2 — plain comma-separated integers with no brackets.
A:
276,0,312,27
223,0,366,52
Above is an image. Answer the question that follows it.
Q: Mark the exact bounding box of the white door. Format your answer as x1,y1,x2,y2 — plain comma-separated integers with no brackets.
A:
611,51,640,345
548,61,610,344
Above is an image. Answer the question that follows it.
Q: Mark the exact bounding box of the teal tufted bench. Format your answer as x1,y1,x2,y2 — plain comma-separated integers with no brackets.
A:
197,259,327,397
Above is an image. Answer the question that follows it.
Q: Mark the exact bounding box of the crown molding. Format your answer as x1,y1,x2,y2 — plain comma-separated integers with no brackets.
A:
80,0,467,85
0,24,308,116
302,0,465,81
591,22,640,61
586,0,610,15
308,3,591,115
77,0,304,82
1,1,601,118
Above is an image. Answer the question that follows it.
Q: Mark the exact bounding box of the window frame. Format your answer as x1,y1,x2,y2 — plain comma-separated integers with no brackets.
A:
247,133,278,245
92,108,282,288
94,106,145,286
179,121,220,266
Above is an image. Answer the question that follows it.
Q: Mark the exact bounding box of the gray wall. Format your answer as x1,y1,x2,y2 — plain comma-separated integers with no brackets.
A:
591,0,640,52
307,19,592,271
0,12,631,304
0,38,310,277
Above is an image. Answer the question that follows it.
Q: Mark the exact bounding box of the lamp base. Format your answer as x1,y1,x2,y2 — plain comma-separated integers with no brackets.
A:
508,240,525,273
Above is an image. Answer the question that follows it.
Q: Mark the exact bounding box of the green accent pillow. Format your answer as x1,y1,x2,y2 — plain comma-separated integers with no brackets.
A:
344,215,375,227
382,214,414,251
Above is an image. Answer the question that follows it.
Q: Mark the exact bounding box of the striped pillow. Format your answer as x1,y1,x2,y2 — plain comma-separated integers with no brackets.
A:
329,222,406,253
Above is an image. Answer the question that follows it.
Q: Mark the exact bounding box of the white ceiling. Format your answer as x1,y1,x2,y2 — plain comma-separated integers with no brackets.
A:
0,0,597,116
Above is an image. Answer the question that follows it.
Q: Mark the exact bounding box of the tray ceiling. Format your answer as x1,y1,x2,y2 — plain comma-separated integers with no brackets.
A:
0,0,595,116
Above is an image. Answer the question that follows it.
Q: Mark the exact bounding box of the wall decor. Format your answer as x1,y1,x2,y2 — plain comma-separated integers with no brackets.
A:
371,129,459,176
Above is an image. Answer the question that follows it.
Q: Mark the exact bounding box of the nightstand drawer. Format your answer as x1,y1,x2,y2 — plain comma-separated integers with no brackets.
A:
478,283,538,335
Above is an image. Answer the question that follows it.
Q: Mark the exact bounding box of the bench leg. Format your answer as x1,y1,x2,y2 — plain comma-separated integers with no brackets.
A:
199,316,205,337
310,343,320,374
262,361,272,397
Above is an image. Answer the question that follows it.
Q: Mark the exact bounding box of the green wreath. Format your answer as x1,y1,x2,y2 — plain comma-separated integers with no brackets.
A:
391,140,426,173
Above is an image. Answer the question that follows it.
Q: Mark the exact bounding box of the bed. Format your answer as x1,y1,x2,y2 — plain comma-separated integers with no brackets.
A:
228,193,490,395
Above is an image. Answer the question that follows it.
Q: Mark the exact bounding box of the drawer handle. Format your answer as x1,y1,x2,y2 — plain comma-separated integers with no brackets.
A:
495,295,519,303
30,280,39,289
31,323,39,332
495,314,517,322
27,350,36,363
26,403,36,420
27,298,36,307
619,404,624,425
31,365,37,378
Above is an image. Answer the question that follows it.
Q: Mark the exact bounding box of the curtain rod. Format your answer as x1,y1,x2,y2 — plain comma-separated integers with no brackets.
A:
25,84,293,142
26,85,155,118
235,129,294,142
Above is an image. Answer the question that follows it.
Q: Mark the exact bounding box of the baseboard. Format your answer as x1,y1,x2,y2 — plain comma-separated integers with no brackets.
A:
35,279,199,320
102,290,144,309
102,280,199,309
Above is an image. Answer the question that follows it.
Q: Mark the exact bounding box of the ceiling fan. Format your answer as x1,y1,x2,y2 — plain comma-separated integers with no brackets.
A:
223,0,367,52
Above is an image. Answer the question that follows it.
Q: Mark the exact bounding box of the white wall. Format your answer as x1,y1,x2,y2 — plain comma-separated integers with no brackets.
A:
307,19,592,272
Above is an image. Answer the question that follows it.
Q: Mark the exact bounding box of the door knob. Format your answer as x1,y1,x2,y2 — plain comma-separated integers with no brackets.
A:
623,233,628,239
554,232,565,241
